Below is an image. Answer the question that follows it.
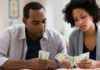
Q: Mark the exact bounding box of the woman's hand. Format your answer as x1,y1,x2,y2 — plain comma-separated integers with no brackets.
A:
77,59,98,69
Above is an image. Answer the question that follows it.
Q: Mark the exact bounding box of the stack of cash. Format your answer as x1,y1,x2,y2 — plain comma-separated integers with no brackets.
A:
75,52,90,63
55,52,90,67
55,53,67,62
38,50,50,60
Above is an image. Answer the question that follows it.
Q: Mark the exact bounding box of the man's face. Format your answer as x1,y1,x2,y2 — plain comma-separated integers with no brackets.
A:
24,9,46,39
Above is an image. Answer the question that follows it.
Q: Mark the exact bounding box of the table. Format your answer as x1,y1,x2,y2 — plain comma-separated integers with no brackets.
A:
56,68,100,70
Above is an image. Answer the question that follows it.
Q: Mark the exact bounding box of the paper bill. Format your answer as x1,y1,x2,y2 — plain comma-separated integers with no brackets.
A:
55,53,66,62
55,52,90,63
65,55,74,63
38,50,49,60
79,52,90,61
74,52,90,63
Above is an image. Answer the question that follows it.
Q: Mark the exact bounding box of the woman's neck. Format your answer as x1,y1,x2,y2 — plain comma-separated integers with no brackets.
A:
84,24,97,37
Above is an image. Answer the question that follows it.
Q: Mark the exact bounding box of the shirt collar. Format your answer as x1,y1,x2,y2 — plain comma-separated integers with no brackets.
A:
19,25,48,40
19,24,26,39
42,29,48,40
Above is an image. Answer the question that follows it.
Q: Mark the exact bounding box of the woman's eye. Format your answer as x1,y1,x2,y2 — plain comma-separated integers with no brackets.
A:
74,19,78,22
81,16,86,19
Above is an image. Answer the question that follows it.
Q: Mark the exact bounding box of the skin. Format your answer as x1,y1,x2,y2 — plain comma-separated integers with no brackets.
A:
24,8,46,40
72,8,98,69
61,8,99,69
77,59,98,68
1,9,57,70
24,8,57,70
72,8,97,51
72,8,94,32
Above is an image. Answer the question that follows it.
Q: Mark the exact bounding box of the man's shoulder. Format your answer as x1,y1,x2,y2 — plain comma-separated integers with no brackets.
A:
7,24,25,30
44,28,64,40
4,24,25,33
0,24,25,40
45,28,62,36
2,24,25,38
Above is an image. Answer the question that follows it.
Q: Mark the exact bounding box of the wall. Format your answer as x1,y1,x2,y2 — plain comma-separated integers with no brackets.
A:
0,0,100,41
45,0,73,42
0,0,7,31
45,0,70,32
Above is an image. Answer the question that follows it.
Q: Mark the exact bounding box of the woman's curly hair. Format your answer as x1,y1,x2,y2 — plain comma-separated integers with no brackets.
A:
62,0,100,27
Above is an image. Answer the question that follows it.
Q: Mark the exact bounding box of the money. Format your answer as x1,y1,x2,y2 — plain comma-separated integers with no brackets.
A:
55,53,66,62
55,52,90,63
65,55,74,63
38,50,49,60
74,52,90,63
80,52,90,61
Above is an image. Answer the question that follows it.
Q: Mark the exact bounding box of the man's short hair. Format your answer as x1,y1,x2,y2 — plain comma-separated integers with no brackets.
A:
23,2,45,19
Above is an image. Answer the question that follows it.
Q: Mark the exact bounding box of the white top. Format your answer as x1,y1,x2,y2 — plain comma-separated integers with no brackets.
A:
0,24,67,67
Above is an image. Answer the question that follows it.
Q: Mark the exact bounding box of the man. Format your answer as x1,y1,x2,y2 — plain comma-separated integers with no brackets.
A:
0,2,66,70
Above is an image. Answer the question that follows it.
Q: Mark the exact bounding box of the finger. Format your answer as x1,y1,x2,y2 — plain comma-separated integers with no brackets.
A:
39,60,47,64
62,62,71,68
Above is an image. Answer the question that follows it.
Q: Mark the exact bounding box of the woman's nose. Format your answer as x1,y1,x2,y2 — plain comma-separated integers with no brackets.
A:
76,19,83,27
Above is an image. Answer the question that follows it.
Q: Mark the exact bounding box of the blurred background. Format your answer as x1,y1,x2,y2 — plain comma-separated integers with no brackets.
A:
0,0,100,42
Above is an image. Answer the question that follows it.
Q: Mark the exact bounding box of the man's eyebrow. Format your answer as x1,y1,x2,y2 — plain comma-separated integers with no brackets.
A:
32,18,47,22
32,20,39,22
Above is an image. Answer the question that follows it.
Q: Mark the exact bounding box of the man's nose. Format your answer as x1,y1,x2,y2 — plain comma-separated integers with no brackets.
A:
38,23,44,29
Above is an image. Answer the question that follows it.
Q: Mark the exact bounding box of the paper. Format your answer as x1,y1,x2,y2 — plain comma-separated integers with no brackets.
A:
55,52,90,66
38,50,50,60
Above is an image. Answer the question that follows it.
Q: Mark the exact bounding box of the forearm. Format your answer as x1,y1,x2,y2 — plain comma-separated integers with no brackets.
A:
96,61,100,68
1,60,29,70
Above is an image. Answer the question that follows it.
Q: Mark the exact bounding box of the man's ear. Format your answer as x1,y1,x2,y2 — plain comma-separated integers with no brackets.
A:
23,17,26,24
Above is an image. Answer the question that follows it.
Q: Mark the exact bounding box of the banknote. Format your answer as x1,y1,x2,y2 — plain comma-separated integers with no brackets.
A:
74,52,90,63
38,50,49,60
55,53,67,62
65,55,74,63
55,52,90,63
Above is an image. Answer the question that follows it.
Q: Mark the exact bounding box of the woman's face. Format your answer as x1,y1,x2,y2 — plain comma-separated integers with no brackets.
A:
72,8,94,31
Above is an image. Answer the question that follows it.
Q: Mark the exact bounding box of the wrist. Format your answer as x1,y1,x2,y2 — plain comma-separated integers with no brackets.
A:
24,60,32,69
96,61,100,68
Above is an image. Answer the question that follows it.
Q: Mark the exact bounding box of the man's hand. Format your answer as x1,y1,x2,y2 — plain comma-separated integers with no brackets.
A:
47,60,58,69
1,58,59,70
27,58,47,70
58,61,72,68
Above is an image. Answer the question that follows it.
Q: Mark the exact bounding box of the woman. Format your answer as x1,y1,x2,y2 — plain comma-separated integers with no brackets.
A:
61,0,100,68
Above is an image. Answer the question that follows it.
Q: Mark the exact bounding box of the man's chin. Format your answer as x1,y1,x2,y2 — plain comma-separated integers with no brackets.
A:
37,33,43,38
37,35,43,39
36,32,44,38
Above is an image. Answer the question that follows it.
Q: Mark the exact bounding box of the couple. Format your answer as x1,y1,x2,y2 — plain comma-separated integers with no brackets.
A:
0,0,100,69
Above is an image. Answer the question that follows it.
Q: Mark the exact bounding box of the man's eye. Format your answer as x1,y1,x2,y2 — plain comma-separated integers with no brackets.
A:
32,22,39,25
42,19,46,24
42,20,46,23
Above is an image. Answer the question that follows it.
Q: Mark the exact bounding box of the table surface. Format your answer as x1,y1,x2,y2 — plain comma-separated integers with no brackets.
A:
56,68,100,70
20,68,100,70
